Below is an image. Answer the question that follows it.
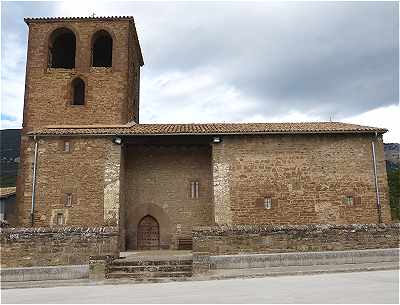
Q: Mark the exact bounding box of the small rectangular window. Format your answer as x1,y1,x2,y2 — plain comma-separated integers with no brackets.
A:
56,213,64,226
264,197,272,209
345,196,354,206
65,193,73,207
190,181,199,199
0,201,5,221
64,141,70,152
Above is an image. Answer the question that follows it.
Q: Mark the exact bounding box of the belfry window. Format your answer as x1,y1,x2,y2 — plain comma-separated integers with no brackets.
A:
71,78,85,105
48,28,76,68
91,30,113,67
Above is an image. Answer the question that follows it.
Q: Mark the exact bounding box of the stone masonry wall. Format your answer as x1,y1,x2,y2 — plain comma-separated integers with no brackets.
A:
104,144,122,226
212,134,391,225
0,227,119,267
192,223,400,255
125,144,214,250
127,21,141,123
212,143,232,225
16,137,121,227
22,19,140,131
17,19,140,226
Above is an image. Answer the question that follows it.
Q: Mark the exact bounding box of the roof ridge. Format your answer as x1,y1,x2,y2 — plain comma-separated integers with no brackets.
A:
28,121,388,136
24,16,135,24
128,121,370,124
46,123,135,129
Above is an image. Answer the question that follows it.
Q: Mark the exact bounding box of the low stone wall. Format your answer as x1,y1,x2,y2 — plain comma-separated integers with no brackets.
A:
0,227,119,268
1,265,89,282
192,223,399,274
193,223,400,256
209,248,399,270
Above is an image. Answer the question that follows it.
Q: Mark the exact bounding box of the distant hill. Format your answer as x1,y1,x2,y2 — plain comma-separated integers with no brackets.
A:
0,129,21,186
384,143,400,171
0,129,20,160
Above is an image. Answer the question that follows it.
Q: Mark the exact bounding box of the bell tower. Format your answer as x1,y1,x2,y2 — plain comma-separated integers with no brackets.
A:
15,16,144,226
22,16,144,131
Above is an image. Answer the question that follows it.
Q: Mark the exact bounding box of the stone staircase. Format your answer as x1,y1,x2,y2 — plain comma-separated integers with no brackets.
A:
106,252,193,281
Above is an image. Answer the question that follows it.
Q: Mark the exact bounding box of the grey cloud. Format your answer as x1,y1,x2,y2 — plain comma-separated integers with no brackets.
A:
1,1,398,127
133,2,398,120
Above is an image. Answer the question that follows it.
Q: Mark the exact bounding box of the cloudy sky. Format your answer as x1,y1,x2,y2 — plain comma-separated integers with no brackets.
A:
1,1,399,141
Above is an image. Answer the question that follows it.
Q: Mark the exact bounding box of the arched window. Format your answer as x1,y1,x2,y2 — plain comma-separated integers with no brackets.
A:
49,28,76,68
91,30,113,67
71,78,85,105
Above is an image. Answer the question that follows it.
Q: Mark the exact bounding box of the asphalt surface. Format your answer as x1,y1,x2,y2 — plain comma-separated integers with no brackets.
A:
2,270,399,304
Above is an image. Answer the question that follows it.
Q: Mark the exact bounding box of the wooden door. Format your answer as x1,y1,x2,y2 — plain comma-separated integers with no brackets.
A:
137,215,160,250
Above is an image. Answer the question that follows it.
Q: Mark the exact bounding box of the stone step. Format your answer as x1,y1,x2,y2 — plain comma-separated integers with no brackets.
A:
106,271,192,279
111,259,193,267
106,254,194,280
107,277,192,283
108,265,193,273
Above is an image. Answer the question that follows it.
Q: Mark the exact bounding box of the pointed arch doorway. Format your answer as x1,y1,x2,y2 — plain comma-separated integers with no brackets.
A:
137,215,160,250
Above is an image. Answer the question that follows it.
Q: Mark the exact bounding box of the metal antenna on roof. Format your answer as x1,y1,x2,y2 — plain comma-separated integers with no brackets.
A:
91,13,96,17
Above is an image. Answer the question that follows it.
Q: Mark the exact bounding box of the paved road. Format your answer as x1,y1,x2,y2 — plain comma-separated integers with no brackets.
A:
2,270,399,304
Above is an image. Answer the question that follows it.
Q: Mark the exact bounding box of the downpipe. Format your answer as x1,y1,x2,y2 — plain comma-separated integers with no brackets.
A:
371,132,382,224
30,136,39,226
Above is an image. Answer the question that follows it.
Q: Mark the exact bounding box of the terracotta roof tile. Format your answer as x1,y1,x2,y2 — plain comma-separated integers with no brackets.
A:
29,122,387,137
24,16,135,24
0,187,16,199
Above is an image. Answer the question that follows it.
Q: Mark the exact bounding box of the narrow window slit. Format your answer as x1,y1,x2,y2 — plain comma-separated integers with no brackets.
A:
65,193,73,207
190,181,199,199
264,197,272,209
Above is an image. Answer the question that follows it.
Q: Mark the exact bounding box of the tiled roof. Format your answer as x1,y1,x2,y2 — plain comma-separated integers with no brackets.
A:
24,16,135,24
29,122,387,137
0,187,16,199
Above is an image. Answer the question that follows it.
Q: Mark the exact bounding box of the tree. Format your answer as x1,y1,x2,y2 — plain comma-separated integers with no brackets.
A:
387,165,400,220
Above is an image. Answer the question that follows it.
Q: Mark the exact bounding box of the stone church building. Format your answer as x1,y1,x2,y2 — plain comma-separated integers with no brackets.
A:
15,16,391,251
